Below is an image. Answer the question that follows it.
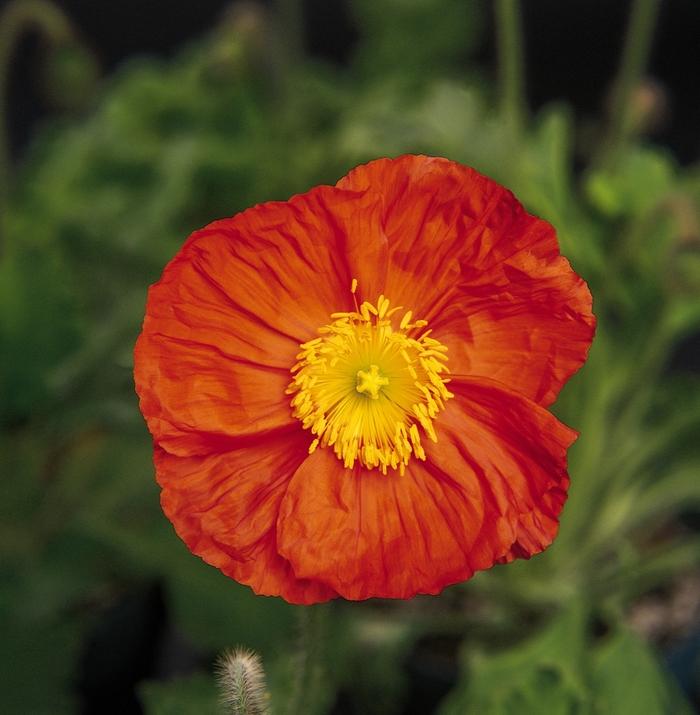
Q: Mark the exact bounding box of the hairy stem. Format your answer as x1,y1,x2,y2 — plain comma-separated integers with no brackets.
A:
217,648,271,715
286,605,328,715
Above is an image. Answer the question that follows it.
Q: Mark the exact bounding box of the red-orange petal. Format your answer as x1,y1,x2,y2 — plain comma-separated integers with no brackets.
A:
134,184,387,456
276,377,575,600
433,252,595,407
338,154,595,406
154,430,337,604
444,378,573,563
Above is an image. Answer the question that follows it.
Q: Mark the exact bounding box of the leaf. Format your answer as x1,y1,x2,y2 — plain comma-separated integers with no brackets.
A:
632,464,700,529
0,610,84,715
352,0,484,77
438,606,694,715
0,241,80,425
437,603,592,715
592,629,692,715
585,147,675,218
139,673,220,715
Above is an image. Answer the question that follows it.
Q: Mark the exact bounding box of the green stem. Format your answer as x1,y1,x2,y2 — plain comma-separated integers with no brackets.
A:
495,0,526,139
597,0,661,167
286,605,328,715
0,0,76,254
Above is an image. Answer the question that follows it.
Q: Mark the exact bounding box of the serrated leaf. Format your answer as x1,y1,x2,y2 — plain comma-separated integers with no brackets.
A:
438,603,592,715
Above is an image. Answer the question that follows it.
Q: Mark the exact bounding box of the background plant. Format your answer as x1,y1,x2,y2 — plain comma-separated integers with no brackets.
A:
1,0,698,712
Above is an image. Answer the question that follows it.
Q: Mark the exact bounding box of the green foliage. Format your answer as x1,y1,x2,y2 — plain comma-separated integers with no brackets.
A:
438,604,590,715
0,614,83,714
0,241,80,425
1,0,699,712
591,629,692,715
351,0,484,78
139,673,220,714
439,604,692,715
585,147,675,218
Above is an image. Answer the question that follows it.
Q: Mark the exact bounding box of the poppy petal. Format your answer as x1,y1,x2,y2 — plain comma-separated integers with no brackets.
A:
135,185,387,456
276,377,575,600
338,154,594,406
435,249,595,407
338,155,490,318
154,430,337,604
444,377,574,562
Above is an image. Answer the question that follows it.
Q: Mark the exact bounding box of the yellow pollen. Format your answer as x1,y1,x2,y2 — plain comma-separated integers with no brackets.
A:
286,280,454,475
355,364,389,399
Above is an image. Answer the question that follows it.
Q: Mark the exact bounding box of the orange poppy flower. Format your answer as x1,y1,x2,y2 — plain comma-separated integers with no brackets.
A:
134,155,595,604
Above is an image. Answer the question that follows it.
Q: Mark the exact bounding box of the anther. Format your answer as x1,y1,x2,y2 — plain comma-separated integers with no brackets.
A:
287,284,452,473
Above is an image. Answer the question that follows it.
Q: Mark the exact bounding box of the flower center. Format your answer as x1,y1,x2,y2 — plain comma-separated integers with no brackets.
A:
355,364,389,399
286,281,453,474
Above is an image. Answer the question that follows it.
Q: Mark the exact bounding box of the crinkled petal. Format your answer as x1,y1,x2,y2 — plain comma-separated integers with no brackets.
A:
435,249,595,407
276,377,575,600
444,377,573,563
135,184,387,456
154,430,337,604
338,154,595,406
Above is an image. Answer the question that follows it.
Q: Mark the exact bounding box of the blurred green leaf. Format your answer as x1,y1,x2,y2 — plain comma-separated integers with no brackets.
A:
0,243,80,425
585,147,675,218
352,0,484,78
438,604,591,715
439,605,693,715
0,611,84,715
592,629,692,715
139,673,220,715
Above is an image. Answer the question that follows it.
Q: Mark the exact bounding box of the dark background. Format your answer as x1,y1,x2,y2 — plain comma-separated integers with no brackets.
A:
7,0,700,166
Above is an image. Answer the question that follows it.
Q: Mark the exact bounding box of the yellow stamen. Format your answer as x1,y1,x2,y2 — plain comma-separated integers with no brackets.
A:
286,280,453,474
